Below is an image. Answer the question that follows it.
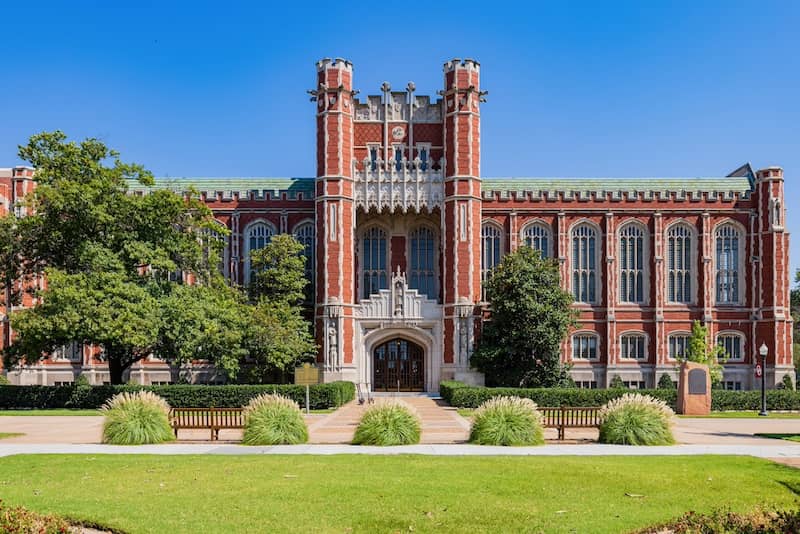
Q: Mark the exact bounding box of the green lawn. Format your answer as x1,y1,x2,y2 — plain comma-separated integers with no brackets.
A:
0,409,101,416
0,433,23,439
0,455,797,533
755,433,800,443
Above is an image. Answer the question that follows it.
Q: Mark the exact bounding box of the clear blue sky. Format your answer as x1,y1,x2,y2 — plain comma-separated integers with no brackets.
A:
1,1,797,276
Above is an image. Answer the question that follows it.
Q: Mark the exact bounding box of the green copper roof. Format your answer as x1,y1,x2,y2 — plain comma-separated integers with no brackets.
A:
481,176,753,193
128,177,315,198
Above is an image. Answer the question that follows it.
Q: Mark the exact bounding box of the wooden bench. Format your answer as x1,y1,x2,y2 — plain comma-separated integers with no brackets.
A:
538,406,602,440
170,408,244,441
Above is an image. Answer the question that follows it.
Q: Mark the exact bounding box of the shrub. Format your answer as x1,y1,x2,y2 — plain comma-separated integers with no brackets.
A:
609,375,625,388
0,499,71,533
598,393,675,446
0,375,9,385
469,396,544,446
439,380,471,404
352,400,421,446
101,391,175,445
781,374,795,391
242,393,308,445
0,381,356,410
657,373,676,389
634,506,800,533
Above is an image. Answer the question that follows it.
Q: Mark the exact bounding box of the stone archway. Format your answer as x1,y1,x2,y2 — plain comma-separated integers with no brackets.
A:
372,338,425,392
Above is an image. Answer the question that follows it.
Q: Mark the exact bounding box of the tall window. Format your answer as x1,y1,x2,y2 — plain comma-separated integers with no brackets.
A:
481,223,502,301
409,227,436,300
668,333,690,360
246,222,274,283
619,223,645,303
715,224,741,304
417,145,429,170
361,227,387,299
572,224,597,303
619,333,646,360
393,145,403,171
667,224,692,303
368,145,379,171
572,333,599,360
522,222,551,258
717,333,744,361
293,222,315,302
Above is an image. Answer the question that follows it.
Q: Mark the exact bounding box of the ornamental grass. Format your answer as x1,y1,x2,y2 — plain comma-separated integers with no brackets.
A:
101,390,174,445
352,400,421,446
469,396,545,446
242,393,308,445
598,393,675,446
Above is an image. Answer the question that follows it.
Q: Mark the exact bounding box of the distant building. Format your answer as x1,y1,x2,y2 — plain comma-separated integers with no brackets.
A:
1,58,793,390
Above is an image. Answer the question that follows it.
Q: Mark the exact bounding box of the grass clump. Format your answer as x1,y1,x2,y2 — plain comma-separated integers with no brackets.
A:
635,506,800,533
598,393,675,446
242,393,308,445
101,390,174,445
352,400,421,446
469,396,544,446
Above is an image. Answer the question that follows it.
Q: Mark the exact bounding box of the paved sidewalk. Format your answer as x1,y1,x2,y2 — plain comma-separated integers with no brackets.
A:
0,442,799,458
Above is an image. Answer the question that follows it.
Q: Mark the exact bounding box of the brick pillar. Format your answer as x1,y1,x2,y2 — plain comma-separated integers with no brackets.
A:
754,167,792,384
442,59,483,376
313,58,356,382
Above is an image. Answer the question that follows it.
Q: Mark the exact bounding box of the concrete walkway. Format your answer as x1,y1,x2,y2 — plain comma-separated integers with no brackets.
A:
0,442,799,459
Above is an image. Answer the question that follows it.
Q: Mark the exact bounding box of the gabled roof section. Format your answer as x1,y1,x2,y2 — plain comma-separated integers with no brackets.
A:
127,177,316,199
726,162,756,188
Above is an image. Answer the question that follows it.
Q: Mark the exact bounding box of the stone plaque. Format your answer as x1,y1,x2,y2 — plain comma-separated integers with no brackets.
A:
687,369,707,395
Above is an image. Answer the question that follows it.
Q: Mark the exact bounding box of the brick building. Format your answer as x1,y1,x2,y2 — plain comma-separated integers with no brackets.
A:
1,58,793,390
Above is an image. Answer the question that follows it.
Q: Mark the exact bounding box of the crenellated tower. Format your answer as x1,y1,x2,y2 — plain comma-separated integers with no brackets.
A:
312,58,356,381
440,59,485,383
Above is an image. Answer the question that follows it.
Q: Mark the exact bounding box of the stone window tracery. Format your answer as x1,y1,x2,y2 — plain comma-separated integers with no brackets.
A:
667,224,693,303
715,223,741,304
480,223,503,301
408,226,436,301
619,332,646,360
572,333,599,360
522,222,551,258
571,224,598,303
361,226,388,299
668,333,690,360
717,332,744,361
619,223,645,304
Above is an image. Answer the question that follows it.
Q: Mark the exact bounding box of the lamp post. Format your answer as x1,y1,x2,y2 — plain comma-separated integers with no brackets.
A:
758,343,768,417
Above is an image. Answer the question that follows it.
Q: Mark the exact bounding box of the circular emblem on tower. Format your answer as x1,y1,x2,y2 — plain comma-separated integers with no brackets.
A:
391,126,405,140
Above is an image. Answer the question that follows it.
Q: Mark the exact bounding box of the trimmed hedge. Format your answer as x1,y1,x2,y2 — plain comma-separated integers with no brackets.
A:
0,381,355,410
441,381,800,412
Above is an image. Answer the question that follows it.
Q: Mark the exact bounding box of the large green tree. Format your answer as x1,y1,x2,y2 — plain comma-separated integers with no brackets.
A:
471,246,577,387
245,235,316,382
3,132,233,383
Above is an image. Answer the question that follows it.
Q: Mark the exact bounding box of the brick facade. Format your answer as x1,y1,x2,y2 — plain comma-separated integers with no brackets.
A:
1,58,793,390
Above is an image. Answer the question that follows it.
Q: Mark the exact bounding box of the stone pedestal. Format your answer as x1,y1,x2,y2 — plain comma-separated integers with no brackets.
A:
677,362,711,415
454,369,485,387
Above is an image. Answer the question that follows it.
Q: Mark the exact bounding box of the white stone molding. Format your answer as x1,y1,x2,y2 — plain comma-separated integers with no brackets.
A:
353,157,445,213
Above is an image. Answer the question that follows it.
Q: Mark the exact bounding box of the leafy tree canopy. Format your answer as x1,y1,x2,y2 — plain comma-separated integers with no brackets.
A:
471,246,577,387
678,320,726,384
249,234,308,305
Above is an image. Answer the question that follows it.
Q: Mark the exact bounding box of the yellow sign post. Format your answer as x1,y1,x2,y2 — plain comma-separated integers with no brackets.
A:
294,363,320,414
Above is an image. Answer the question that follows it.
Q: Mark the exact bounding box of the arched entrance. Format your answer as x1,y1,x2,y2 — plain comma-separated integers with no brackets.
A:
373,338,425,392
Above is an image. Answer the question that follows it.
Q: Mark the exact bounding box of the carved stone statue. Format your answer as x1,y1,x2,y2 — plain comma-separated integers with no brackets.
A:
327,320,338,367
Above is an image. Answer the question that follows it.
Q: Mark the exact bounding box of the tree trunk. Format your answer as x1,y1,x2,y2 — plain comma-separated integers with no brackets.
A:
106,347,130,385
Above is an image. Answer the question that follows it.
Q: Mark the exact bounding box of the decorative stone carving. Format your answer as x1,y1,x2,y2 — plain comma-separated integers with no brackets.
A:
356,270,440,322
353,158,445,213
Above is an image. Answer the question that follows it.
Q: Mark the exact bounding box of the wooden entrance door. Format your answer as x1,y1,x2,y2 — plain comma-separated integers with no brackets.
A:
372,338,425,392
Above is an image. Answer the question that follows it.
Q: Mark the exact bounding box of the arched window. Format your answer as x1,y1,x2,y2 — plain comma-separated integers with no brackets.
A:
572,333,599,360
619,223,645,303
245,221,274,284
522,222,551,258
668,333,690,360
409,227,436,300
361,226,387,299
293,222,315,302
572,224,598,303
717,332,745,361
202,220,229,281
667,224,693,303
481,223,503,301
715,223,741,304
619,332,647,360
